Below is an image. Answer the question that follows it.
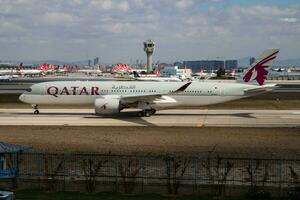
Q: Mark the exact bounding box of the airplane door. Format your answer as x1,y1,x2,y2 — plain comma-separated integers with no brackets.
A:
213,86,224,96
40,85,46,95
212,86,218,95
219,86,225,96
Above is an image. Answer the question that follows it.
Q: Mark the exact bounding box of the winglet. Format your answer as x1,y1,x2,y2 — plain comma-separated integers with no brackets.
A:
174,82,192,93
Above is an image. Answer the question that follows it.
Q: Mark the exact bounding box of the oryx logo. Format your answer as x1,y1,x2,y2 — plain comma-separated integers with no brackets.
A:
243,50,279,85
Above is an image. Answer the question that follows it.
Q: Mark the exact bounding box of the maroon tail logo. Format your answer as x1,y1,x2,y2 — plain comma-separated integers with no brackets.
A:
243,50,279,85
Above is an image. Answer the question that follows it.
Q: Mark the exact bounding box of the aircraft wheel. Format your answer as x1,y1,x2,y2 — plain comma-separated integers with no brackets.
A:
144,110,152,117
34,110,39,115
137,111,144,117
151,109,156,115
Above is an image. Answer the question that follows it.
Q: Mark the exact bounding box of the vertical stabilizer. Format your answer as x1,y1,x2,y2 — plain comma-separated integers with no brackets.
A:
243,48,279,85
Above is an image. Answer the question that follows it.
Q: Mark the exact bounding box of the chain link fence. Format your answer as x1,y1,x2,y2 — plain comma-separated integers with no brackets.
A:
1,152,299,196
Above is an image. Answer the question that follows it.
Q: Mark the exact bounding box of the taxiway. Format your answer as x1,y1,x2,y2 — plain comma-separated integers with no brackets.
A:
0,109,299,127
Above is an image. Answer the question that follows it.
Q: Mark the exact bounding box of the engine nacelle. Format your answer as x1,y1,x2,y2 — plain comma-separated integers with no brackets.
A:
94,98,120,115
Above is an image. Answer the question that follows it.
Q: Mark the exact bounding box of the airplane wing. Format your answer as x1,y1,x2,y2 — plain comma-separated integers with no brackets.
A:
120,82,192,103
244,84,277,96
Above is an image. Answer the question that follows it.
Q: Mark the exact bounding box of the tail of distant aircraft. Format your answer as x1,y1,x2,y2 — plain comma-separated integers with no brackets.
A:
133,71,140,78
230,69,236,77
243,48,279,85
155,67,161,76
17,62,23,71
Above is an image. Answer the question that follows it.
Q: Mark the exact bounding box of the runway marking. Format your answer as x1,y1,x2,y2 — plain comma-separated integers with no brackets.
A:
196,123,205,127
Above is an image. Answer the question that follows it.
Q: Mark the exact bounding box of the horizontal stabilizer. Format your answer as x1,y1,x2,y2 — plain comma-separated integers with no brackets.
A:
244,84,277,95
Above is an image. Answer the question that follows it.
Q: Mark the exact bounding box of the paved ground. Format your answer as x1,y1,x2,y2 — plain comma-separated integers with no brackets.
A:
0,108,299,127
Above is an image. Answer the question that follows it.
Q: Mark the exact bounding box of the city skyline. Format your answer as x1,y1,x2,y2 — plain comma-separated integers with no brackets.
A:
0,0,299,63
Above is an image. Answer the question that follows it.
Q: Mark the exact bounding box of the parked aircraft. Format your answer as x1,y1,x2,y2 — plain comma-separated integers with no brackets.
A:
0,63,50,76
19,48,279,117
132,71,182,82
78,66,102,76
194,70,217,79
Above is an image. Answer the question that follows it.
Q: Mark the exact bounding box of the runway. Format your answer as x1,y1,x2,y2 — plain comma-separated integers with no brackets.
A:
0,109,299,127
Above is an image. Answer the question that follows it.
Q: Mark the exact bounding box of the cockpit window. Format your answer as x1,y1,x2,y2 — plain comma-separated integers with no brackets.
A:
25,88,32,92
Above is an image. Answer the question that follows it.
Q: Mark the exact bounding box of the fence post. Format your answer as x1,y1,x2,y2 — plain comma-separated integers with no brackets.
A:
193,158,197,194
141,157,144,193
39,153,42,190
115,158,118,192
279,159,283,197
63,153,66,192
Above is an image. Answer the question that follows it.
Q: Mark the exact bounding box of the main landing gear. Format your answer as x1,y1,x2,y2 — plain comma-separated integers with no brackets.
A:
32,104,39,114
137,109,156,117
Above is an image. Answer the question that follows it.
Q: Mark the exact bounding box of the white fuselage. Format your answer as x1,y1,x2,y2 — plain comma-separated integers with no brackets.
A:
19,80,262,110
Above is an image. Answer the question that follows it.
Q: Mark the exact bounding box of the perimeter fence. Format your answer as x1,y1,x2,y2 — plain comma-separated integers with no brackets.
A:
1,152,300,196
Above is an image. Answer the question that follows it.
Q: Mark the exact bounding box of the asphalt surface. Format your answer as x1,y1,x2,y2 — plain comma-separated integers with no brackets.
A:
0,108,299,127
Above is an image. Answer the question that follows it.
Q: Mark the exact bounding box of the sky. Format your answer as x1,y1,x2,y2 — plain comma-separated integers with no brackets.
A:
0,0,299,63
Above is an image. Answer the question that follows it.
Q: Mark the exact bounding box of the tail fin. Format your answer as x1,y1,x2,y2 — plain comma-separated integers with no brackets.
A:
155,67,160,76
133,71,140,78
17,62,23,71
230,69,235,77
243,48,279,85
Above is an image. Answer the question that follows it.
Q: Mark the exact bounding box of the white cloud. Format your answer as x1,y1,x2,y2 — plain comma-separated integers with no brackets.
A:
118,1,129,12
103,22,132,33
43,12,77,26
280,17,298,23
175,0,193,9
0,0,299,61
0,21,25,35
91,0,129,11
230,5,298,17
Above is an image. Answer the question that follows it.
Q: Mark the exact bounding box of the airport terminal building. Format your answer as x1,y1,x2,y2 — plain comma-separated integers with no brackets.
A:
183,59,238,72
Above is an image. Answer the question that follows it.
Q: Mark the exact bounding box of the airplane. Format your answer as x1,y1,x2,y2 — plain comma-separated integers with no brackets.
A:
19,48,279,117
132,70,182,82
0,75,12,82
0,64,21,76
194,69,217,79
0,62,49,76
78,66,102,76
18,63,47,76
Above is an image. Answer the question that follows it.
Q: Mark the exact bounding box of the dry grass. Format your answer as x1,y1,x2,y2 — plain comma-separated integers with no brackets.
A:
0,126,299,159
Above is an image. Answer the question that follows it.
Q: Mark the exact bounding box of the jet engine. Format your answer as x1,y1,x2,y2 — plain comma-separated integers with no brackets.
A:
94,98,121,115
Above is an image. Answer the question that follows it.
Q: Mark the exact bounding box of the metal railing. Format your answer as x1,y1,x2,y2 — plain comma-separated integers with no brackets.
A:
15,153,300,188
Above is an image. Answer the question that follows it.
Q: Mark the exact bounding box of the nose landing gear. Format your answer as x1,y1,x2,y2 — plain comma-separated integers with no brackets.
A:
137,109,156,117
32,104,39,114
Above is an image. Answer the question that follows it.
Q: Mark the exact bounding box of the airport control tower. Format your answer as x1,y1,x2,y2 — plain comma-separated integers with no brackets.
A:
143,39,155,73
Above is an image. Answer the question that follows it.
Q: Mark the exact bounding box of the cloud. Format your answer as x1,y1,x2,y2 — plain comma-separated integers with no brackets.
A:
103,22,132,33
118,1,129,11
0,0,299,61
90,0,129,11
0,21,25,36
43,12,77,26
175,0,193,9
280,17,298,23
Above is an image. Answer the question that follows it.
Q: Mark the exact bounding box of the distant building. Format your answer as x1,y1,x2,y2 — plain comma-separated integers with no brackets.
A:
88,60,92,66
173,62,183,68
160,66,192,78
250,57,255,66
183,60,224,73
94,57,99,65
225,60,238,70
